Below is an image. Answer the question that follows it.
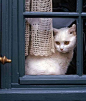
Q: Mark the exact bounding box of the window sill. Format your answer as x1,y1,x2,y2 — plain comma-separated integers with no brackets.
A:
0,87,86,101
19,75,86,85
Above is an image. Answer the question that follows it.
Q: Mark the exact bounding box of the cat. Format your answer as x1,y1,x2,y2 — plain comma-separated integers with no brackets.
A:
25,24,76,75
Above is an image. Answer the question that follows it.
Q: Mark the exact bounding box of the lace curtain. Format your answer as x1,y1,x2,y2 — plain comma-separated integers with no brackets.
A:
25,0,55,56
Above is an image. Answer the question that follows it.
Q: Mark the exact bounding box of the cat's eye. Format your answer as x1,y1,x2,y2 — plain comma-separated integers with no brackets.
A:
56,41,60,45
64,41,70,45
70,31,74,34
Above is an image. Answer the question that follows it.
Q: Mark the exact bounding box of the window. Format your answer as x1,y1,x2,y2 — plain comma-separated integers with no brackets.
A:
0,1,86,101
0,0,82,87
18,0,86,85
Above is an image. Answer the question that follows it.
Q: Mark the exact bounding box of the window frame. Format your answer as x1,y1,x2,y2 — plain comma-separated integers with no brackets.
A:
1,0,86,100
1,0,85,88
18,0,85,86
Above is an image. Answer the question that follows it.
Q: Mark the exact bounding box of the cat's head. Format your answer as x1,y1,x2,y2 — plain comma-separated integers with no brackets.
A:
53,24,76,53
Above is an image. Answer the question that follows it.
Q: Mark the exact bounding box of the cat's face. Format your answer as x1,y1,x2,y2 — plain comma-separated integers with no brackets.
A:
53,24,76,53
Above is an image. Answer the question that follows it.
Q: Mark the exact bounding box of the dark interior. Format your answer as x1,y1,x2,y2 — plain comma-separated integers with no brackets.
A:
83,0,86,12
53,0,76,12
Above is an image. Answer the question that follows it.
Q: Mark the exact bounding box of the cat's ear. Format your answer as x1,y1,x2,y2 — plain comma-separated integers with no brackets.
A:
53,28,59,36
69,24,76,35
71,24,76,30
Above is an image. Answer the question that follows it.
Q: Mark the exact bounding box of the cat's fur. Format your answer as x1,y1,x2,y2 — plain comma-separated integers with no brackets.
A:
25,24,76,75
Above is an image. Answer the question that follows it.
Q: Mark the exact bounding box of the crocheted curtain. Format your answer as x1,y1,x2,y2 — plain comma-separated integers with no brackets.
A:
25,0,55,56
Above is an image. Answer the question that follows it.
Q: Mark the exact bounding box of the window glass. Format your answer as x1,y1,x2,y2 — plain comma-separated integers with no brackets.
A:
25,18,77,75
83,0,86,12
53,0,76,12
25,0,76,12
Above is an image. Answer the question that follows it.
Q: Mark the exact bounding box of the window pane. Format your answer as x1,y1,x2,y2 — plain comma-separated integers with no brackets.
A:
53,0,76,12
25,0,76,12
83,19,86,74
25,18,77,75
83,0,86,12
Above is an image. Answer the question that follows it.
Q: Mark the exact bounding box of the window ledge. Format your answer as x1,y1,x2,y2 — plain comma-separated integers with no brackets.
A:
19,75,86,85
0,87,86,101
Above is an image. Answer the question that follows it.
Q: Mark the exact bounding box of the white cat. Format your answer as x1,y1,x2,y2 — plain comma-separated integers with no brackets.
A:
25,24,76,75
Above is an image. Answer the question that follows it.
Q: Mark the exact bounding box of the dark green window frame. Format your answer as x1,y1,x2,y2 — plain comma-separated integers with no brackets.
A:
1,0,86,101
1,0,86,89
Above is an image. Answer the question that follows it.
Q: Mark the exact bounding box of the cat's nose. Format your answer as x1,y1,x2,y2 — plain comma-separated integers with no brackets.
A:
60,48,63,51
